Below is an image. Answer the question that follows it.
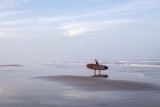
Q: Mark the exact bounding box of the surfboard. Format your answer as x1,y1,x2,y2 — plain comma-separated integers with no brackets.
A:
86,64,108,70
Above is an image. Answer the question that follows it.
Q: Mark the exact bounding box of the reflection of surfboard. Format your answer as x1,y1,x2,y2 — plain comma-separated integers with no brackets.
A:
91,74,108,78
86,64,108,70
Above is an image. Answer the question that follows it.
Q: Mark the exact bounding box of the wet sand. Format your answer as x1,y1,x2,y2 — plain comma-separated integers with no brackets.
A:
36,75,160,91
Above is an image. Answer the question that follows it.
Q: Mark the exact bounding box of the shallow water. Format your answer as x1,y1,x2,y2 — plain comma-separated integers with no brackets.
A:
0,62,160,107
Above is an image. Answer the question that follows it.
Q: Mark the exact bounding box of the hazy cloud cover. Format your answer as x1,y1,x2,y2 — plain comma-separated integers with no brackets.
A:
60,20,133,36
0,0,160,63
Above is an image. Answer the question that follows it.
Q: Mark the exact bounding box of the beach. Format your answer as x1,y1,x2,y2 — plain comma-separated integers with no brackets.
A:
0,0,159,106
0,62,160,107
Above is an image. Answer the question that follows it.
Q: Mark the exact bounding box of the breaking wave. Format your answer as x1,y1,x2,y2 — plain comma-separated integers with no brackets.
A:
107,61,160,68
42,60,160,68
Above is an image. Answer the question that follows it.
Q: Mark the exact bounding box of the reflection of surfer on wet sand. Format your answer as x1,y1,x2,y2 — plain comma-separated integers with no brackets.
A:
86,59,108,78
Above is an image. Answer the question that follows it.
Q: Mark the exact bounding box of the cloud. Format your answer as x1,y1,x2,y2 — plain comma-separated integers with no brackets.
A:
85,0,160,17
0,0,30,9
0,0,159,33
0,33,3,37
110,0,160,13
38,16,80,23
0,20,28,26
37,0,160,24
0,10,29,17
60,20,132,36
0,30,8,38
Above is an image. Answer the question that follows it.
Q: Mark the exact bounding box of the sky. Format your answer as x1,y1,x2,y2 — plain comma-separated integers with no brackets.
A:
0,0,160,63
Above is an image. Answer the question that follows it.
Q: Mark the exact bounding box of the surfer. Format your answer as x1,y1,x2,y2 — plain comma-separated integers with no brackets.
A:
86,60,108,77
95,59,101,75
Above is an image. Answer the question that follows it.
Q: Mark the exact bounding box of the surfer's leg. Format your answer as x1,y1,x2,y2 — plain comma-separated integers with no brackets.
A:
94,70,96,76
99,70,100,75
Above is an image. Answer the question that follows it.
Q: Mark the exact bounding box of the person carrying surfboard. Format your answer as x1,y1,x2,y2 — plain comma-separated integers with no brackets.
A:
86,60,108,77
